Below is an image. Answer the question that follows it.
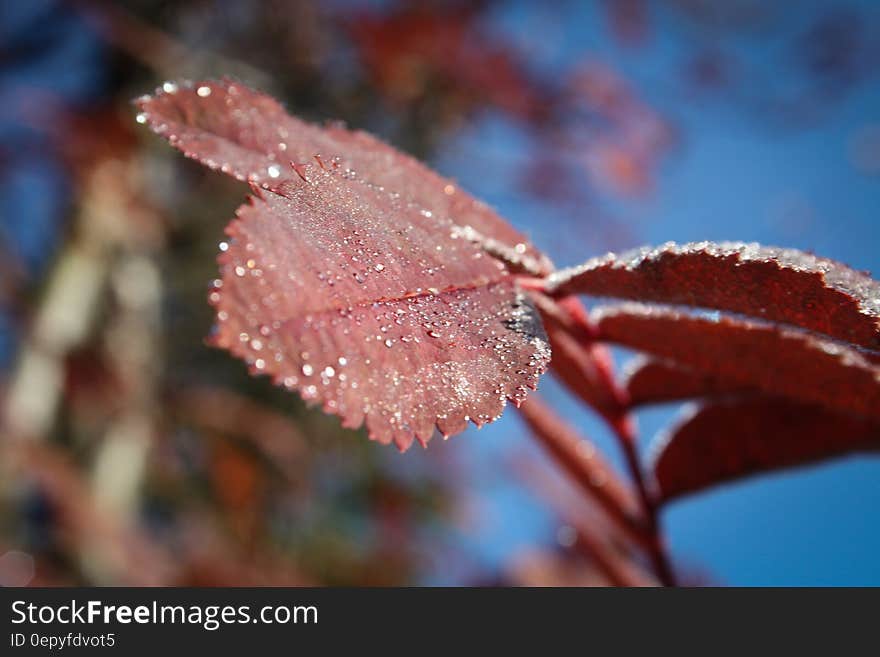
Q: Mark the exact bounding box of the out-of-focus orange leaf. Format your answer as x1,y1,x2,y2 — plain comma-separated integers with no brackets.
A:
346,4,547,121
172,386,307,482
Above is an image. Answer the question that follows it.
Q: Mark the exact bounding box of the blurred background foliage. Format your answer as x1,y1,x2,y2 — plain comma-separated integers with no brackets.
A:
0,0,878,586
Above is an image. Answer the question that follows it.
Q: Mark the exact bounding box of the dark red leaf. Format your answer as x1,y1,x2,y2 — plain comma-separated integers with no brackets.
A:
208,163,550,450
652,396,880,502
135,79,552,275
548,242,880,350
623,357,752,407
593,303,880,422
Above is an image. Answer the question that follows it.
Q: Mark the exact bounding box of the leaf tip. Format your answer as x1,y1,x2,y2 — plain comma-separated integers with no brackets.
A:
290,162,310,183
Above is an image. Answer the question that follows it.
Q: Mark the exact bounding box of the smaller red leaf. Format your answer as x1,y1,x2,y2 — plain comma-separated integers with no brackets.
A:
623,357,752,407
549,242,880,350
593,303,880,422
652,396,880,502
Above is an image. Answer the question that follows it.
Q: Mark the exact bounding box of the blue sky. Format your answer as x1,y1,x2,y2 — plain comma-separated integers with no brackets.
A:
418,0,880,585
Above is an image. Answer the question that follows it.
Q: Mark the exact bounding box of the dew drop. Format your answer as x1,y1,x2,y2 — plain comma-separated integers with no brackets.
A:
337,356,347,366
302,364,314,376
234,266,246,277
219,241,229,252
374,263,385,272
578,442,596,459
255,358,265,370
267,164,281,178
323,366,335,377
384,338,394,348
162,81,178,94
197,85,212,97
136,113,147,124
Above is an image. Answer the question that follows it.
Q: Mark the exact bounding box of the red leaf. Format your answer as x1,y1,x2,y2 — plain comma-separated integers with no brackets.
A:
652,397,880,502
593,303,880,422
346,5,546,122
549,242,880,350
135,79,552,275
208,163,550,449
623,357,751,407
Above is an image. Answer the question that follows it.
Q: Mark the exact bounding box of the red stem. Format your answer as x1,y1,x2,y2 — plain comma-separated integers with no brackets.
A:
608,412,676,586
555,295,677,586
517,397,649,551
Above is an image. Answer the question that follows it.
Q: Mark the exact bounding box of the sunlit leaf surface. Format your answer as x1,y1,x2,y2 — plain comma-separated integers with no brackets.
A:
207,164,550,449
550,242,880,350
136,79,552,274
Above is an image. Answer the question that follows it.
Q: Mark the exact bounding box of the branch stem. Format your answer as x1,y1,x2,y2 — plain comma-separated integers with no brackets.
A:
608,412,676,586
556,295,677,586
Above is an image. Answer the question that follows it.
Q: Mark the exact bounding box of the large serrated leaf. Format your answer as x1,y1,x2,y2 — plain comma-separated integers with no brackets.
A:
208,163,550,449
